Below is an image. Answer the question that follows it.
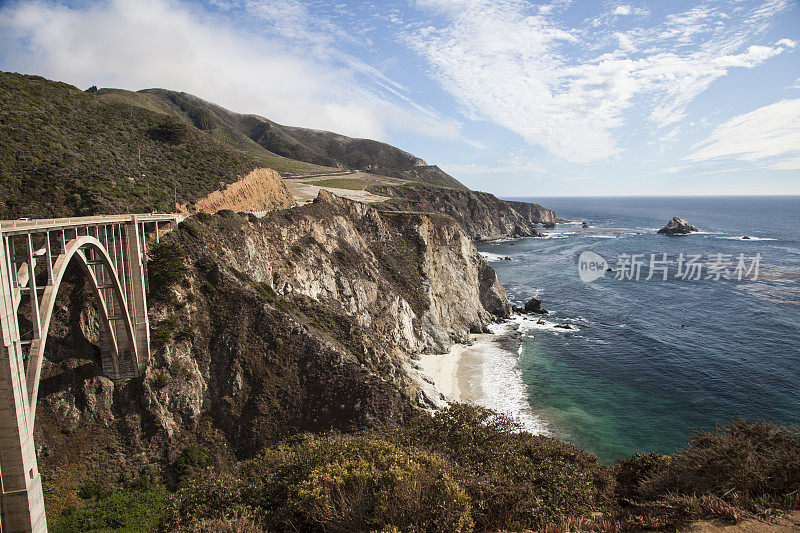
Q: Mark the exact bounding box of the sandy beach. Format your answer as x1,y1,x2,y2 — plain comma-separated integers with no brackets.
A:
409,319,549,434
415,336,492,403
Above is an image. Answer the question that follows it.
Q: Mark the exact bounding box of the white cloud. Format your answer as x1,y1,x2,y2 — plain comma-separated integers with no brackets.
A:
0,0,461,143
615,32,637,52
443,150,543,174
687,98,800,169
614,5,632,16
406,0,795,164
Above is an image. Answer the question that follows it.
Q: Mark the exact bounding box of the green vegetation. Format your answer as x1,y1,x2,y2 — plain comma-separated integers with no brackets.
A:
0,72,323,219
155,408,800,532
39,401,800,532
147,242,188,304
642,420,800,511
161,406,601,532
173,445,211,487
0,71,467,220
49,486,169,533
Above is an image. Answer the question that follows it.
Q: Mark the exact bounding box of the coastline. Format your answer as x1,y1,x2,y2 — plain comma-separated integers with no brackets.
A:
416,337,487,403
410,318,550,435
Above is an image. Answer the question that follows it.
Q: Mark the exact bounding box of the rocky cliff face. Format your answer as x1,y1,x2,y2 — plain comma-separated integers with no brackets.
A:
35,192,510,514
193,167,295,213
371,185,559,241
504,200,560,227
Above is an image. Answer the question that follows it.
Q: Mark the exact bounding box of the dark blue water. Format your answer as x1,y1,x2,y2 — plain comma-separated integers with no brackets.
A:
480,196,800,463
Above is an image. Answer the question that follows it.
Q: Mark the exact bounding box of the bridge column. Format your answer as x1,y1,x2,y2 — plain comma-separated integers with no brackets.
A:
123,218,150,376
0,237,47,532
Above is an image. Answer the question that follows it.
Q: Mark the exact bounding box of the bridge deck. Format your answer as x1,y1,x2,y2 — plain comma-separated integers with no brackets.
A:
0,214,182,235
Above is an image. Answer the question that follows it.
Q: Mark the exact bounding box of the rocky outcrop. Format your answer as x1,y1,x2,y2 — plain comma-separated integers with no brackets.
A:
35,191,511,502
194,167,295,213
371,185,559,241
657,217,699,235
505,200,559,227
524,297,549,315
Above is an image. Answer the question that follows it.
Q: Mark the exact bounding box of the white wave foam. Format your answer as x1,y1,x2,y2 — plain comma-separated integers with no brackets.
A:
503,314,581,334
718,236,776,241
472,329,549,435
480,252,512,262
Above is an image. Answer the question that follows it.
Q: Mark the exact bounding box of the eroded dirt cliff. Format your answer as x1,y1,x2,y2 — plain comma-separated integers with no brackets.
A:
194,167,295,213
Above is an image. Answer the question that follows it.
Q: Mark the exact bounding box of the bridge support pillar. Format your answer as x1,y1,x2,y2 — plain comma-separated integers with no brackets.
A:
124,218,150,376
0,238,46,532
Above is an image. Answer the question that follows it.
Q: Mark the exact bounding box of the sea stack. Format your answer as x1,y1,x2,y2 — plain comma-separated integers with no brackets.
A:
524,297,549,315
657,216,698,235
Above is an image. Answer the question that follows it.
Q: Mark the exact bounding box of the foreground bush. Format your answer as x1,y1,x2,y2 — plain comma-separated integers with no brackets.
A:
614,452,672,502
50,486,169,533
162,405,606,532
391,404,610,531
160,409,800,532
642,419,800,510
162,434,472,532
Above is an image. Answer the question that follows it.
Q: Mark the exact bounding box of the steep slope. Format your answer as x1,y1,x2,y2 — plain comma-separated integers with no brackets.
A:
193,167,296,213
35,193,510,518
1,71,559,240
0,72,320,218
372,185,559,240
112,88,469,190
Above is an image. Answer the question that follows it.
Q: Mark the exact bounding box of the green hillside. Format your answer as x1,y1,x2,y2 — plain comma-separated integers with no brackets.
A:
0,72,331,219
0,71,467,220
107,88,468,190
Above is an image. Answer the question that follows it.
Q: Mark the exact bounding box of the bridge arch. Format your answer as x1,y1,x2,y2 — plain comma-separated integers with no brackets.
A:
24,235,139,423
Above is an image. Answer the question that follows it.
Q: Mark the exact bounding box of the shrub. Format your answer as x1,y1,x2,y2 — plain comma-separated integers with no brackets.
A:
178,220,199,238
152,117,190,145
642,420,800,511
77,482,106,500
615,452,671,502
200,282,217,298
391,404,608,531
151,315,177,346
243,434,472,533
50,486,169,533
154,372,170,389
174,445,211,486
160,474,252,532
148,242,188,304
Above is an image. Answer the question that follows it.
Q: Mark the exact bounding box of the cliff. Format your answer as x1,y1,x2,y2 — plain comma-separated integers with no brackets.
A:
34,192,509,517
505,199,560,227
371,185,559,240
193,167,295,213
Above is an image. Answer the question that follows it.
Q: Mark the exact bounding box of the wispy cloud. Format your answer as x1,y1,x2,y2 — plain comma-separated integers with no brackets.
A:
687,98,800,169
0,0,461,142
443,150,544,174
405,0,795,164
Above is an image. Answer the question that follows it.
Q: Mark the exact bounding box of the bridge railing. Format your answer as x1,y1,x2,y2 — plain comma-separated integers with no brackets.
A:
0,213,182,235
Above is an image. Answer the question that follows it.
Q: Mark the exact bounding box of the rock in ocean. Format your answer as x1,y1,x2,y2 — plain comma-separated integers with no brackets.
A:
524,297,549,315
657,216,699,235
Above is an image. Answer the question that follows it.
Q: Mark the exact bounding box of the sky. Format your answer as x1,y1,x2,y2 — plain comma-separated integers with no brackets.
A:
1,0,798,197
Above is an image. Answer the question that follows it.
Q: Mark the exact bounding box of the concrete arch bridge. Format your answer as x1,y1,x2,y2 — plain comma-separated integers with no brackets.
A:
0,214,180,532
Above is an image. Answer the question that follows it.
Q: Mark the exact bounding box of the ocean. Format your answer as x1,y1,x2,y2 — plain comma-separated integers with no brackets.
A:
476,196,800,464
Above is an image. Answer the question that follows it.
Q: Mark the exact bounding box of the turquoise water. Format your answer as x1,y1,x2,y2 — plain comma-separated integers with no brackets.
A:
479,196,800,464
